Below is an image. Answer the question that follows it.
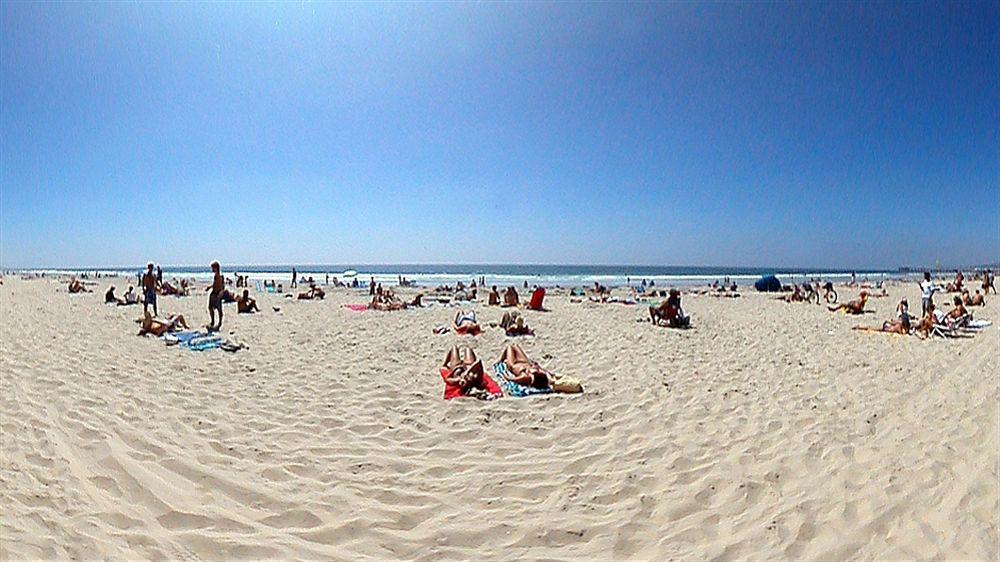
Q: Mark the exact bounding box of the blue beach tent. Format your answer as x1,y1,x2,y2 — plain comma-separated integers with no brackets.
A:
754,275,782,292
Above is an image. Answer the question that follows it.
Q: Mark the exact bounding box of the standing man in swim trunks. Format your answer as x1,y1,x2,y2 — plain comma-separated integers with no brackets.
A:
208,261,224,331
142,263,158,317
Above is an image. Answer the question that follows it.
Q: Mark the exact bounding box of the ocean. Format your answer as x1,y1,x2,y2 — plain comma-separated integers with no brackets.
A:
19,264,907,289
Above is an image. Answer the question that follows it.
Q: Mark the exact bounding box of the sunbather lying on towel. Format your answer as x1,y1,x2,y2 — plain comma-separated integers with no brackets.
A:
237,290,260,313
498,344,553,390
829,291,868,314
137,310,190,336
454,309,481,333
442,346,490,395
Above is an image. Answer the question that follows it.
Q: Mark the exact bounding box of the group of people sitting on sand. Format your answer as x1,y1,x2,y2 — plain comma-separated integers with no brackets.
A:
853,294,975,338
105,285,139,306
369,285,422,311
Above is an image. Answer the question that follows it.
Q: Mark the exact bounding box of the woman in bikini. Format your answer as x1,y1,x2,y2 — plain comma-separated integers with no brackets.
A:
828,291,868,314
137,310,190,336
498,344,553,390
441,346,488,394
852,301,911,334
453,309,481,333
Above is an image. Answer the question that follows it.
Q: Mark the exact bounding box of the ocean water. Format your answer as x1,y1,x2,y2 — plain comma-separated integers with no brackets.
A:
24,264,905,289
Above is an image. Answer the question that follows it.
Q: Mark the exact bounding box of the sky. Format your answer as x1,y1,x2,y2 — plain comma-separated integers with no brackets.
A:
1,2,997,270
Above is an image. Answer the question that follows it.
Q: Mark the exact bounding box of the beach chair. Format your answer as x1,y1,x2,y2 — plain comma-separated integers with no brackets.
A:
527,287,546,311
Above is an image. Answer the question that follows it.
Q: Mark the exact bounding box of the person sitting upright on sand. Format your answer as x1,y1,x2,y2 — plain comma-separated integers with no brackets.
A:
237,290,260,313
970,290,986,306
913,304,937,338
122,285,139,305
488,285,501,306
650,289,690,327
105,286,122,304
946,295,968,321
502,286,519,307
500,310,533,336
829,291,868,314
68,278,89,293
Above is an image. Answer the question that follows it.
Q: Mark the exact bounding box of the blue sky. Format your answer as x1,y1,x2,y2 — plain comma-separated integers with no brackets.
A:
1,2,997,269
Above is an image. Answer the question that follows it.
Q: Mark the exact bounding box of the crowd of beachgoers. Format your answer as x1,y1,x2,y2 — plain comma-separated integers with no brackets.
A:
24,262,995,400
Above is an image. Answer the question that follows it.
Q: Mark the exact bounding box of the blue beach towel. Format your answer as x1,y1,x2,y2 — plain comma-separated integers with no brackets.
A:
493,362,552,398
164,331,225,351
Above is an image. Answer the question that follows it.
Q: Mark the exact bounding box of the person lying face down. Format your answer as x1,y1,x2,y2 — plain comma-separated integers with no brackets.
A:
441,345,488,393
498,343,553,390
237,290,260,313
137,310,189,336
829,291,868,314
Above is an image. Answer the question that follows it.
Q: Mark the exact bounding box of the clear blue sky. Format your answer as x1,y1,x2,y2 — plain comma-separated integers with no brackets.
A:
2,2,997,269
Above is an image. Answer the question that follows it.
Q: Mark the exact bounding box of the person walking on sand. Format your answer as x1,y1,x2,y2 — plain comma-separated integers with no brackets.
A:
208,261,225,331
984,269,996,295
142,263,158,317
291,267,297,289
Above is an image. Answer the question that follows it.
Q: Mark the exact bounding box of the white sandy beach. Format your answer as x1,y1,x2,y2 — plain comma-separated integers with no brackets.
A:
1,276,997,560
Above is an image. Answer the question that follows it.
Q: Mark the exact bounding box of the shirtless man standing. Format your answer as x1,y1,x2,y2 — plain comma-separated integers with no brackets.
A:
208,261,224,331
142,263,158,316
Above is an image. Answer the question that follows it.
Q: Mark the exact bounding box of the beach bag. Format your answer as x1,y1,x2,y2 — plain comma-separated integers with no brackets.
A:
552,376,583,393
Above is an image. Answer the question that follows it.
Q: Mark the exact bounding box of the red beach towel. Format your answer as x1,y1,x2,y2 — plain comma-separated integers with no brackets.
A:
440,368,502,400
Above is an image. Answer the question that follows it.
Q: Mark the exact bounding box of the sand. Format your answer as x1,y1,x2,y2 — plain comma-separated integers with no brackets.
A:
1,276,997,560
